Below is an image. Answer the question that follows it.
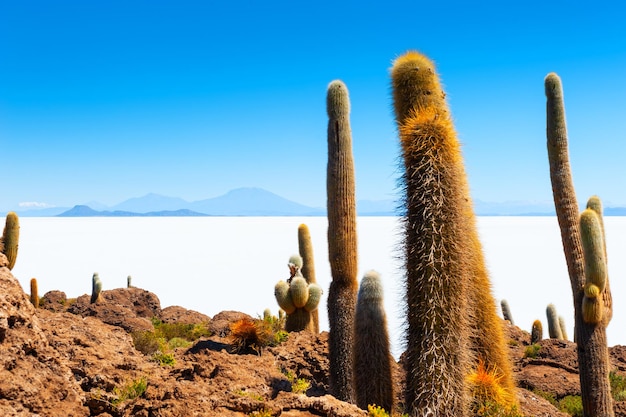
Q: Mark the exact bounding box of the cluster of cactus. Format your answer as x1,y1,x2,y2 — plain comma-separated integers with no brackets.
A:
298,224,319,333
390,50,517,416
546,72,614,416
0,212,19,270
274,254,322,332
91,273,102,304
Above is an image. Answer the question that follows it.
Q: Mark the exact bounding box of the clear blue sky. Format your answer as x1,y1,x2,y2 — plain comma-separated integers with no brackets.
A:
1,1,625,211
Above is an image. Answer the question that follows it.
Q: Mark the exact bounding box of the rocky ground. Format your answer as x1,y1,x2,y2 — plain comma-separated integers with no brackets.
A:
2,254,626,416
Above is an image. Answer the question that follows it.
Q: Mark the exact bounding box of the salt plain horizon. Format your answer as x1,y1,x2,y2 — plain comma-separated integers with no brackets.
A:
10,216,626,359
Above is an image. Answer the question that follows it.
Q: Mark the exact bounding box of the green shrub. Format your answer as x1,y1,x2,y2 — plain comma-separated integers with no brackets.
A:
610,371,626,401
167,337,191,350
152,352,175,366
112,377,147,405
558,395,583,416
523,344,541,359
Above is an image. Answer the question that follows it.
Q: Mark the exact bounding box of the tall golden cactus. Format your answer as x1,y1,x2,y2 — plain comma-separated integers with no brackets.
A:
1,212,20,270
391,51,516,416
326,79,358,403
298,223,319,333
545,72,614,417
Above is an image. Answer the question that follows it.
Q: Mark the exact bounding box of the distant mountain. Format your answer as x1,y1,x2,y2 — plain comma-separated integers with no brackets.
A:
188,187,324,216
58,205,208,217
472,200,556,216
111,193,190,212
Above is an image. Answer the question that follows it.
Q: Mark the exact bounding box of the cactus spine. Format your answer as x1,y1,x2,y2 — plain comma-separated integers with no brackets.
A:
501,299,514,325
91,273,102,304
531,320,543,344
353,270,394,413
298,224,319,333
274,255,321,332
546,304,563,339
392,51,516,416
326,79,358,403
546,72,614,416
30,278,39,308
1,212,20,270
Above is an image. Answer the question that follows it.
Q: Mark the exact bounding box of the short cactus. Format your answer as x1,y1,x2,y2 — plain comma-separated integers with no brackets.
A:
353,270,394,413
559,316,568,341
580,208,607,324
127,275,132,288
298,224,319,333
531,320,543,344
91,273,102,304
1,212,20,270
546,304,563,339
30,278,39,308
501,299,514,325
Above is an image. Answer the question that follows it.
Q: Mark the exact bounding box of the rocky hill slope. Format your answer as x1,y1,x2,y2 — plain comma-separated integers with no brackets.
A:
2,255,626,416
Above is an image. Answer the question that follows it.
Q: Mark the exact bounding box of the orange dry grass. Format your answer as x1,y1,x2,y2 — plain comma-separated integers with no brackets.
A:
229,318,272,354
467,360,516,412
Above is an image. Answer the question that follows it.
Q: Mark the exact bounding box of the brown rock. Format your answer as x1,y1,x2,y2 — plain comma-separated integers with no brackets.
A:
40,290,68,312
159,305,210,324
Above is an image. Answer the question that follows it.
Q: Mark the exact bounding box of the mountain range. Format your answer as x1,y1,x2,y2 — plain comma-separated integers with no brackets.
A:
7,187,626,217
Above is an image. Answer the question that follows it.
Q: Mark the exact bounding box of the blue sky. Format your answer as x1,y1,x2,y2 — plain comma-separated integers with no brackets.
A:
1,1,625,212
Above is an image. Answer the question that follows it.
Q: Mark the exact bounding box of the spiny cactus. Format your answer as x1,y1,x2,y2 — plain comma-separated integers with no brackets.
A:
326,79,358,403
353,270,394,413
91,273,102,304
531,320,543,345
1,212,20,270
298,224,319,333
501,299,514,325
546,72,614,416
546,304,563,339
392,50,517,416
559,316,569,341
30,278,39,308
274,255,322,332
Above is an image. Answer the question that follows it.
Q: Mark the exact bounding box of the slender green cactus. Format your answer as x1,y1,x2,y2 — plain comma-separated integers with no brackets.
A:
559,316,569,341
501,299,514,325
127,275,132,288
326,79,358,403
274,255,322,332
298,224,319,333
353,270,394,413
546,304,563,339
546,72,614,416
91,273,102,304
1,212,20,270
531,320,543,345
30,278,39,308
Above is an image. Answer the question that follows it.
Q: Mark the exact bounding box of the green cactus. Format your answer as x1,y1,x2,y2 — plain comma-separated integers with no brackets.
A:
326,79,358,403
1,212,20,270
30,278,39,308
501,299,514,325
546,304,563,339
298,224,319,333
580,208,607,325
91,273,102,304
531,320,543,345
127,275,132,288
546,72,614,416
559,316,569,341
353,270,394,413
274,255,322,332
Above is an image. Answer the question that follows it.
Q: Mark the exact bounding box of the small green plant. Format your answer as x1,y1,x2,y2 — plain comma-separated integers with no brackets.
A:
558,395,583,416
234,389,264,401
152,352,175,366
112,377,148,405
532,389,558,407
248,408,273,417
167,337,191,350
523,344,541,359
367,405,408,417
281,368,310,395
610,371,626,401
